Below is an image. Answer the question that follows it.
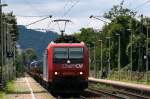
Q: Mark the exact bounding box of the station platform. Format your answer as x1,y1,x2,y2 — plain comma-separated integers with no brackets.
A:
89,77,150,93
5,74,54,99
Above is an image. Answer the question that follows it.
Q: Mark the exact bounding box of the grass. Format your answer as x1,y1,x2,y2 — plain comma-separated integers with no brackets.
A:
0,91,5,99
6,80,15,93
107,71,150,85
89,83,113,90
0,80,15,99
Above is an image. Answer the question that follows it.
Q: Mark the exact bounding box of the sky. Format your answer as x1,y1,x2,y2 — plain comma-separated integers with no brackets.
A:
2,0,150,34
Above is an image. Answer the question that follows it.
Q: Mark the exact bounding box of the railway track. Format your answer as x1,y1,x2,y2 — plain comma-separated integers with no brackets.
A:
80,88,126,99
51,88,122,99
112,89,149,99
46,83,149,99
80,89,103,99
87,87,150,99
31,74,149,99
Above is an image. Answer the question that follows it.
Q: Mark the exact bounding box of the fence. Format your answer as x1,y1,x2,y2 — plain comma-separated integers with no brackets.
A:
90,70,150,84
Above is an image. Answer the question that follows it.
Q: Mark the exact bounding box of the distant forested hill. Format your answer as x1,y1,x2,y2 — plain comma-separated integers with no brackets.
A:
18,25,59,58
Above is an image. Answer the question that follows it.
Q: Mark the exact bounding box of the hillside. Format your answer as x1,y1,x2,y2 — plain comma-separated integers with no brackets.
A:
18,25,59,58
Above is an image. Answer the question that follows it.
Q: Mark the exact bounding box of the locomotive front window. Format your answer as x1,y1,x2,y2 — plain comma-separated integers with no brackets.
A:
69,48,83,59
54,48,68,59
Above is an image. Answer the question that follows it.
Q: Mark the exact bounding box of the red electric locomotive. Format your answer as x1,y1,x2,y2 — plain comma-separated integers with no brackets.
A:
43,42,89,93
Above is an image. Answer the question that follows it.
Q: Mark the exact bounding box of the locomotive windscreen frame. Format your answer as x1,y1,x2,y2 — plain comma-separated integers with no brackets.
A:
53,47,84,64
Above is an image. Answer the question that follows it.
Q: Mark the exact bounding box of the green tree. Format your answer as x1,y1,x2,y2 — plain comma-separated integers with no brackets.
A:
103,0,136,20
102,5,136,69
3,12,18,40
126,17,150,71
24,48,38,63
15,52,24,76
72,1,150,73
75,28,99,45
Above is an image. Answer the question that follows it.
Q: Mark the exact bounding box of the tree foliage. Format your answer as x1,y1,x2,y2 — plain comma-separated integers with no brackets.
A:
73,1,150,72
24,48,38,63
104,1,136,20
3,12,18,40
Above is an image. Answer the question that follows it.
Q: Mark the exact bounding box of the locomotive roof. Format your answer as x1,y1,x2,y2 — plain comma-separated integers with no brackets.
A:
47,42,86,48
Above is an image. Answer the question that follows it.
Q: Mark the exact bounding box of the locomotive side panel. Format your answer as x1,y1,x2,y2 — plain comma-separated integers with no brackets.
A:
43,49,48,81
47,46,53,82
83,46,89,79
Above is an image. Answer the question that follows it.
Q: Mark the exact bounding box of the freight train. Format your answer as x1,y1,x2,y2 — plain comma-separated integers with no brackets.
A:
29,41,89,93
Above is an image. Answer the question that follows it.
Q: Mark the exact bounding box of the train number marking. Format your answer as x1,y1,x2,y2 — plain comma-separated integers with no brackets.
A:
62,64,83,68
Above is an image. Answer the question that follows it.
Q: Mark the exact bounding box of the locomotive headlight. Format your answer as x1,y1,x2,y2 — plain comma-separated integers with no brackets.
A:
54,72,58,75
80,72,83,75
67,60,71,64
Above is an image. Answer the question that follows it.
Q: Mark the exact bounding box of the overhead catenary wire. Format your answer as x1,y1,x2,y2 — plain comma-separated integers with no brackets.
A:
27,28,54,31
63,0,80,17
133,0,150,10
26,15,52,26
16,0,80,31
129,0,150,18
46,20,53,30
16,15,50,18
63,0,74,16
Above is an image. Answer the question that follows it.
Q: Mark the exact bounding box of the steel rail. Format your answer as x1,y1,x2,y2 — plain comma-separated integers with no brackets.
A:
88,85,149,99
88,88,126,99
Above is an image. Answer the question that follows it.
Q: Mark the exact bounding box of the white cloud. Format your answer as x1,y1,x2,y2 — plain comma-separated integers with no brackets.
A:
3,0,150,34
